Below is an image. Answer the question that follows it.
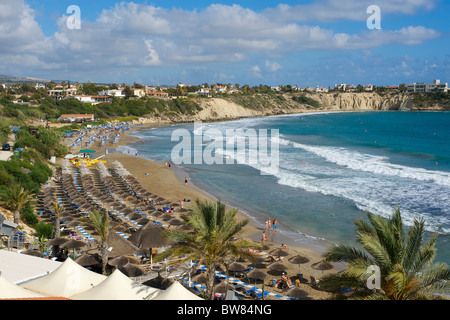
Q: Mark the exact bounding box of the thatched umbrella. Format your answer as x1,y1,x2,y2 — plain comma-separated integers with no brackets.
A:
67,219,82,227
136,217,150,225
270,248,289,258
168,218,183,226
246,269,268,285
191,273,207,284
60,239,87,250
268,262,288,275
119,263,145,277
106,232,139,258
47,237,69,247
128,212,142,220
288,254,310,276
108,256,131,268
215,281,235,293
311,261,334,276
143,272,165,289
21,249,43,258
75,254,99,267
286,287,310,299
128,223,167,249
229,262,247,272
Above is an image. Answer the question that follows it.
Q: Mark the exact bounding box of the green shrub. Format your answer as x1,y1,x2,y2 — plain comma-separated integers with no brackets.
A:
34,222,53,239
21,204,39,226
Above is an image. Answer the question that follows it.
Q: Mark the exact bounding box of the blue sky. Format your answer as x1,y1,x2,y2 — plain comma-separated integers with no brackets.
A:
1,0,449,87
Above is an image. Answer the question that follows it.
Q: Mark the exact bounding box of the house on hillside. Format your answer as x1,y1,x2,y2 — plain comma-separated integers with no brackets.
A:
72,95,111,104
98,89,125,98
197,87,212,97
47,88,77,99
147,91,169,99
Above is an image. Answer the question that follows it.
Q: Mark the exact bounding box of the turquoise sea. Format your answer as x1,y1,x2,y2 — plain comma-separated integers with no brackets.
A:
122,111,450,265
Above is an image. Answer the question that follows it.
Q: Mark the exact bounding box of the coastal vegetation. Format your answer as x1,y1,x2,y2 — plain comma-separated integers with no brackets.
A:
155,199,260,300
319,208,450,300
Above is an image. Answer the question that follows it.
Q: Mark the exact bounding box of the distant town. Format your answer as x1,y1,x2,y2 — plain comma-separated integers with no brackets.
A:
0,77,447,107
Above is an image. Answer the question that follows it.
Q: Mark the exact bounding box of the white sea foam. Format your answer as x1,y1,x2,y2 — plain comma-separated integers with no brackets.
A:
277,136,450,187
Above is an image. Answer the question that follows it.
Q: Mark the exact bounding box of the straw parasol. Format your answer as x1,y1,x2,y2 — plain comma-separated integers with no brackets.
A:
143,272,165,289
168,218,183,226
267,262,288,275
288,254,310,276
75,254,99,267
286,287,310,299
270,248,289,258
108,256,131,268
66,220,81,228
128,223,167,249
119,263,145,277
191,273,207,285
214,281,235,293
246,269,268,285
47,237,69,247
311,260,334,276
21,249,43,258
60,239,87,250
228,262,247,272
106,232,139,258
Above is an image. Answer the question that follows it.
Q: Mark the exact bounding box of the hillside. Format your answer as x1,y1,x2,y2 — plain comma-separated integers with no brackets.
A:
144,91,449,124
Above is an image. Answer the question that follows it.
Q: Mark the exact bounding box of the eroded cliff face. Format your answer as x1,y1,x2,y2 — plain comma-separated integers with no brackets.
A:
304,92,413,111
140,92,428,124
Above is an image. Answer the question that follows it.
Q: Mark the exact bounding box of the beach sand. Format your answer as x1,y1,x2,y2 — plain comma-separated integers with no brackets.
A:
62,121,339,299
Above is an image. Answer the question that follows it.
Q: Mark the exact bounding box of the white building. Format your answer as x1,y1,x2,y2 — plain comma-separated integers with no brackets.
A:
72,95,111,105
407,80,448,93
334,83,347,91
98,89,125,97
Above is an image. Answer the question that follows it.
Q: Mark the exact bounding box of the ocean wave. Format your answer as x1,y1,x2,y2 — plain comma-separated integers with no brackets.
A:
277,136,450,187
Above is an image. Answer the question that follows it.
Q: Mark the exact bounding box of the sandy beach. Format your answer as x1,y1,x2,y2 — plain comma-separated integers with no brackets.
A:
62,120,340,299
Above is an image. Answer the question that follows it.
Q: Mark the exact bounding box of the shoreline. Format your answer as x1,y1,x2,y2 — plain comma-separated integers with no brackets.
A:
62,113,346,299
113,114,347,258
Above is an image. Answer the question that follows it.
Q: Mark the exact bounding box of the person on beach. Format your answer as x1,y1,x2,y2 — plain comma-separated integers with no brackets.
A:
268,218,272,230
185,177,188,185
273,218,277,231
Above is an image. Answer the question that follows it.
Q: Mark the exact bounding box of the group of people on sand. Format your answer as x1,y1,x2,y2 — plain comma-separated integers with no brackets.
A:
262,217,278,242
265,218,277,231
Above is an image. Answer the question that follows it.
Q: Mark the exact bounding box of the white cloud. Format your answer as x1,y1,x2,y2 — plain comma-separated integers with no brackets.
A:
262,0,437,23
265,61,282,72
0,1,443,82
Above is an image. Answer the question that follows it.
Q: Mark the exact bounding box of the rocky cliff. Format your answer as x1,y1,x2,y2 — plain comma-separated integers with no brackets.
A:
140,92,447,124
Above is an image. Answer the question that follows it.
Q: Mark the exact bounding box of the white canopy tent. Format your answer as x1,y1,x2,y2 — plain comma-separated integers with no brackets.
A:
0,274,47,299
19,258,107,298
151,281,203,300
70,269,160,300
0,249,61,284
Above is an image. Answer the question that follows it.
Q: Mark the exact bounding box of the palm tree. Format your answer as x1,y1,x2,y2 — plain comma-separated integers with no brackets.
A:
321,208,450,300
52,202,64,238
84,210,111,275
0,184,34,225
155,199,259,300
